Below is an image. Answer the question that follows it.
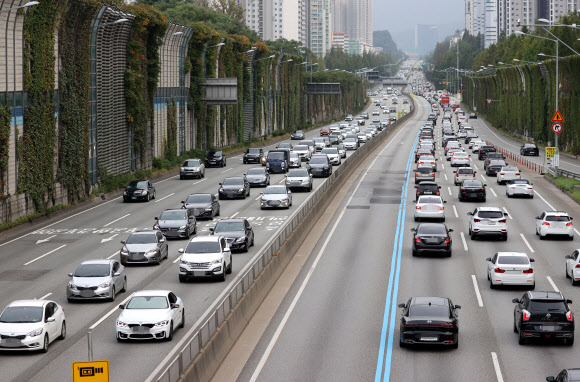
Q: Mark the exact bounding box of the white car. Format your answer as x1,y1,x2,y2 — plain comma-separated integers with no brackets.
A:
536,211,574,240
414,195,446,222
565,249,580,285
320,148,341,165
329,124,340,132
468,138,483,149
471,141,485,153
450,152,470,167
293,145,311,161
506,179,534,198
468,207,508,241
0,300,66,352
446,147,463,160
417,155,437,172
372,110,380,116
339,122,349,129
178,236,232,282
486,252,535,289
116,290,184,341
343,138,358,150
453,167,476,185
496,166,521,185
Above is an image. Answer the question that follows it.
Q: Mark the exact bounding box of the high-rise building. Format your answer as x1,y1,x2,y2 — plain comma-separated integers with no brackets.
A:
239,0,307,44
414,24,439,55
331,0,372,54
307,0,333,56
484,0,499,47
466,0,485,36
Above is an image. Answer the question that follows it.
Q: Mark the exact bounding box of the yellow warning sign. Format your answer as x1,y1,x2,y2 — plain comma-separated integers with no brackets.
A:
73,361,109,382
551,110,564,122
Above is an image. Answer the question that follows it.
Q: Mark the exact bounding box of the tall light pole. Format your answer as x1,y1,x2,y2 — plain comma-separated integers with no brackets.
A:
0,0,38,12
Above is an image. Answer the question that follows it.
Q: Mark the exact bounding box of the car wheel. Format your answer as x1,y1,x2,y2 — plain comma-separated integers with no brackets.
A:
116,332,123,342
59,321,66,340
179,275,187,283
227,258,232,274
487,271,490,281
570,236,575,241
215,207,220,217
179,310,185,329
530,282,535,290
41,334,49,353
180,175,183,180
243,241,249,253
147,193,151,202
566,337,574,346
166,322,173,341
414,216,419,222
155,253,161,265
540,234,545,240
152,190,156,200
121,277,127,292
109,286,116,302
490,279,496,289
121,260,127,267
218,265,226,282
518,331,527,345
470,232,476,241
502,233,508,241
399,339,406,348
446,250,452,257
251,236,255,247
412,249,418,257
513,317,518,333
451,340,458,349
202,171,205,178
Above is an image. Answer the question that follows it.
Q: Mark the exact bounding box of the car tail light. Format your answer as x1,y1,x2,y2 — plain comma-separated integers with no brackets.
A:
523,268,534,274
416,206,421,209
415,238,421,243
567,222,573,226
473,173,475,177
522,310,531,321
417,189,420,195
516,173,520,176
456,173,459,177
494,268,506,273
444,238,450,243
481,188,485,191
436,190,440,195
461,188,466,191
432,172,435,176
567,311,574,321
498,219,506,223
542,222,550,226
474,218,481,222
499,173,504,176
440,206,445,210
415,172,419,176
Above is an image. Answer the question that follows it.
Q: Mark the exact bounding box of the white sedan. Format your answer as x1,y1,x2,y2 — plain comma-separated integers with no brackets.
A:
506,179,533,198
116,290,184,341
450,152,470,167
0,299,66,352
565,249,580,285
414,195,446,222
497,166,521,185
486,252,535,289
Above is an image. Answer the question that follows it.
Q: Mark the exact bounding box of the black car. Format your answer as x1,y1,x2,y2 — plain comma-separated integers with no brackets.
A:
459,180,486,202
243,148,263,164
307,154,332,177
398,296,460,348
246,167,270,187
521,143,540,156
478,145,496,160
182,193,220,219
513,291,574,345
484,153,506,170
414,181,441,201
411,223,453,257
205,150,226,167
291,130,305,140
469,113,477,119
123,180,156,202
210,218,254,252
218,176,250,199
486,159,507,176
154,209,196,239
547,369,580,382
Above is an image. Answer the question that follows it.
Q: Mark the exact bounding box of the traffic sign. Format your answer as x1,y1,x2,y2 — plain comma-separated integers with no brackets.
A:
552,110,564,122
486,99,492,104
73,361,109,382
552,122,562,134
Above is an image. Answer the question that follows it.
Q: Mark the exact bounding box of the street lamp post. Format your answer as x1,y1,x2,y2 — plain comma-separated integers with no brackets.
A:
0,1,38,12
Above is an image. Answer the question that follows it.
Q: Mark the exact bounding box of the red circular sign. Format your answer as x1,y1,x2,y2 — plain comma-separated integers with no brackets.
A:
552,122,562,134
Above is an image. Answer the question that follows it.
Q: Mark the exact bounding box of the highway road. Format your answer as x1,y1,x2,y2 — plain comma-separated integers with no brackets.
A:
232,88,580,382
0,85,409,381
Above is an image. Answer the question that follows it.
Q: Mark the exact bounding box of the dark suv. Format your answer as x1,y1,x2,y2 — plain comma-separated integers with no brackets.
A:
478,145,496,160
520,143,540,156
459,180,486,202
414,181,441,201
484,153,506,170
205,151,226,167
243,148,263,164
513,291,574,345
485,159,507,176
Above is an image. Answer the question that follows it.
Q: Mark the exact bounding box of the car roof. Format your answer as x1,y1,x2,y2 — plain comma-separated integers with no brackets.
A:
217,219,245,224
410,297,449,306
79,259,114,265
545,211,569,216
477,206,501,212
9,300,50,307
189,235,221,243
132,290,170,297
418,181,438,186
130,230,158,235
527,291,565,300
497,252,529,257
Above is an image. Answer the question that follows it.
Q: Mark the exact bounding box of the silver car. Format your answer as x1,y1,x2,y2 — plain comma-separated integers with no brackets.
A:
180,158,205,179
260,185,293,209
320,148,341,165
289,152,301,168
285,168,313,192
120,230,169,265
67,259,127,302
343,138,358,150
335,144,347,158
293,145,311,161
314,138,326,152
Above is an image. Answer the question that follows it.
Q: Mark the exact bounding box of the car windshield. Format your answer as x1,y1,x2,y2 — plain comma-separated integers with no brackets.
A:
314,139,325,143
300,141,314,146
182,160,201,167
502,167,518,172
294,145,308,151
458,168,473,174
128,181,148,189
524,144,536,148
0,307,44,323
336,145,344,150
74,264,110,277
126,233,157,244
497,256,529,265
527,301,567,312
247,148,261,154
267,153,285,160
289,169,309,177
185,241,221,253
463,181,482,187
186,194,211,203
214,222,244,232
223,178,243,186
419,184,438,191
321,149,337,154
126,296,169,310
310,157,328,164
478,211,503,219
294,130,303,134
417,225,447,235
489,161,506,166
417,168,432,174
409,305,450,318
511,179,529,185
418,196,442,204
208,151,222,158
247,168,265,175
278,144,291,149
159,211,186,220
265,186,287,195
546,215,570,222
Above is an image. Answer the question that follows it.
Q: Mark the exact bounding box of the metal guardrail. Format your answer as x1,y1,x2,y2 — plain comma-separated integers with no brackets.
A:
550,167,580,180
150,104,414,382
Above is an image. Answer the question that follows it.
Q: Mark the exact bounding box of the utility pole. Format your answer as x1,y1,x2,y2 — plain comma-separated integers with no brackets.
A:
456,39,460,96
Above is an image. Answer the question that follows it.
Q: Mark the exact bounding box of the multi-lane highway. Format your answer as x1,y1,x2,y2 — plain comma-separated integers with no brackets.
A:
0,85,411,381
229,82,580,382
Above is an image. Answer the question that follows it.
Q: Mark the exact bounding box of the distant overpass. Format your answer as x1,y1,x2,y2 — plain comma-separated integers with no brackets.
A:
381,77,408,87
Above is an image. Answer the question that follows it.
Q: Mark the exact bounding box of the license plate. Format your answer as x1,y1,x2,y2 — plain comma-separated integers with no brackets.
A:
423,191,432,194
80,290,94,298
1,338,21,347
488,222,496,225
193,271,206,277
421,337,438,342
133,326,149,334
131,197,137,200
542,325,555,331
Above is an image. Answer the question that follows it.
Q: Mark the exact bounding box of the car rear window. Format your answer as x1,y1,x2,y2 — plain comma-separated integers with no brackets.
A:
478,211,503,219
409,305,450,318
418,196,442,204
528,301,567,312
458,168,473,174
497,256,529,265
267,152,285,160
248,148,261,154
511,179,529,184
463,180,482,187
417,225,447,235
546,215,570,222
417,168,432,174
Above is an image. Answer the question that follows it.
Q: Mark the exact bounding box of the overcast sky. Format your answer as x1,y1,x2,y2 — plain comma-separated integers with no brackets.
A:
374,0,465,51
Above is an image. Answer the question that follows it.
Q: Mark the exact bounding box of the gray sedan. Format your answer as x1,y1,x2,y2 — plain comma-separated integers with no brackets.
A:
67,259,127,302
285,168,313,192
120,230,169,265
260,185,293,209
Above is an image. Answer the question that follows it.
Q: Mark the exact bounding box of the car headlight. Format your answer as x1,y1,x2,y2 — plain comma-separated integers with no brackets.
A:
117,321,128,328
153,224,159,230
180,259,188,265
123,191,127,195
239,188,245,192
67,282,76,288
179,225,186,230
26,328,43,337
180,167,185,172
142,190,148,194
234,237,246,243
145,250,157,256
219,188,224,192
211,258,223,264
323,166,329,169
302,179,309,184
99,281,111,288
121,247,129,255
205,207,213,211
154,320,170,327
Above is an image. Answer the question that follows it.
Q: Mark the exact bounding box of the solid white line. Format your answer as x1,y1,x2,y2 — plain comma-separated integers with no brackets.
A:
447,186,452,195
452,205,458,218
520,233,534,253
24,245,67,266
221,168,233,173
173,256,181,264
106,251,119,260
444,173,448,181
534,190,556,211
547,276,559,292
575,228,580,236
491,352,504,382
89,293,134,330
471,275,484,307
473,164,478,170
460,232,468,251
154,193,175,203
481,175,487,182
39,293,52,300
502,207,512,219
489,188,497,197
103,214,131,227
193,178,207,185
254,195,261,201
229,212,239,218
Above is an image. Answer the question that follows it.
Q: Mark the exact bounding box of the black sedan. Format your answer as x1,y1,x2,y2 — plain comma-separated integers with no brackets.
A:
291,130,305,140
154,209,196,239
469,113,477,119
246,167,270,187
218,176,250,199
414,181,441,201
243,148,263,164
307,154,332,177
478,145,496,160
398,296,460,348
182,193,220,219
210,218,254,252
546,369,580,382
205,150,226,167
485,159,507,176
411,223,453,257
520,143,540,156
123,180,156,202
459,180,486,202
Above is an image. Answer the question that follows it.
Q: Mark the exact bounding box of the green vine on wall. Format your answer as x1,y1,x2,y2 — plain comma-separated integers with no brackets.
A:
19,0,59,210
0,104,11,197
164,98,177,161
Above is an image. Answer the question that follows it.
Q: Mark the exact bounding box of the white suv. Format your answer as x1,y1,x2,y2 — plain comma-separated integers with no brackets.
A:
453,167,476,185
178,236,232,282
496,166,521,185
536,211,574,240
468,207,508,241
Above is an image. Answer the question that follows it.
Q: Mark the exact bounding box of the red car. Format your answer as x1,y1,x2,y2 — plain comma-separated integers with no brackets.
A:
320,127,331,136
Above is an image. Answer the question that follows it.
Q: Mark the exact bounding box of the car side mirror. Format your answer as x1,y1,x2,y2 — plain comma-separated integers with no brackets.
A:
120,240,126,244
467,212,473,216
483,184,487,186
485,257,491,261
546,377,555,382
260,192,264,194
119,304,125,309
68,272,74,277
566,255,573,259
572,217,574,220
219,183,222,186
444,201,447,204
454,305,461,309
453,171,456,173
535,216,540,220
209,227,214,232
178,248,184,253
170,303,180,309
46,317,55,323
288,190,292,194
410,228,417,232
438,186,442,189
397,303,406,308
154,217,159,220
567,299,573,304
181,201,185,204
114,272,122,276
512,299,520,304
530,258,535,262
448,229,453,232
